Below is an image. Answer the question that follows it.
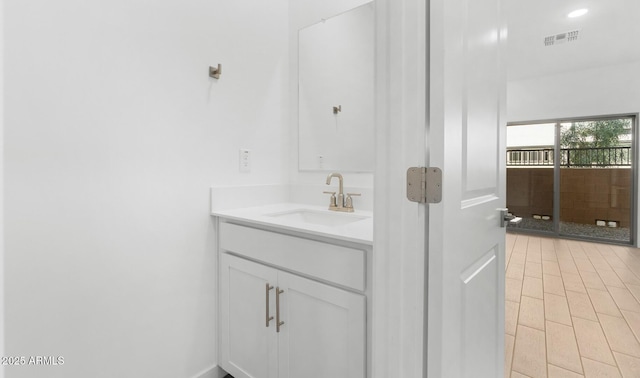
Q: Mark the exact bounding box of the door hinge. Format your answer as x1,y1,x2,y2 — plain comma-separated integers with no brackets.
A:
406,167,442,204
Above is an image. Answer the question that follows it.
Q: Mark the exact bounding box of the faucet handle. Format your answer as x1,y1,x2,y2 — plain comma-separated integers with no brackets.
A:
323,191,337,208
345,193,361,210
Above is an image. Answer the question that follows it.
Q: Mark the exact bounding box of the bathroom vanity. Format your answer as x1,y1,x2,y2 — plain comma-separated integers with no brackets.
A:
212,203,373,378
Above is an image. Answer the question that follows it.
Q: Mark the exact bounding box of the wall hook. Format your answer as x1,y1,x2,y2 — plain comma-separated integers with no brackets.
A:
209,64,222,79
333,105,342,114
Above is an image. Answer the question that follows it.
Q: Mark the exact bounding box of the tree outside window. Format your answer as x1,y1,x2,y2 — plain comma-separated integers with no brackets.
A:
560,119,632,167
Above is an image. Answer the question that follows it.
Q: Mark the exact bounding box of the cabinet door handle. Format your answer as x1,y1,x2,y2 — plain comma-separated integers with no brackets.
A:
276,287,285,333
266,284,274,327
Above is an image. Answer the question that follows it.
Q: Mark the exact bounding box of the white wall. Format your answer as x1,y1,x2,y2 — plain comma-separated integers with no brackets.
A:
288,0,374,194
508,61,640,123
3,1,288,378
507,60,640,245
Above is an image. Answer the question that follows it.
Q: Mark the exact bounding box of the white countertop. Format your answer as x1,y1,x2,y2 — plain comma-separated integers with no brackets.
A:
212,203,373,245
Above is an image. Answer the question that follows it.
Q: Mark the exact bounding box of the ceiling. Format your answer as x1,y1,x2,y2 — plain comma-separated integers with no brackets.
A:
507,0,640,80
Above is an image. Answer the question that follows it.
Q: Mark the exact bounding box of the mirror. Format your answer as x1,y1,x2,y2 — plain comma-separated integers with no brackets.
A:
298,2,374,172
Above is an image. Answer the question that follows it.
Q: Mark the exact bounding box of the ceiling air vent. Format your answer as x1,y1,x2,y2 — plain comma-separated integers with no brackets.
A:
544,30,580,46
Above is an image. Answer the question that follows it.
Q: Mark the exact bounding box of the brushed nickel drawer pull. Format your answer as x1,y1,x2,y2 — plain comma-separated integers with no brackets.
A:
266,284,274,327
276,287,285,333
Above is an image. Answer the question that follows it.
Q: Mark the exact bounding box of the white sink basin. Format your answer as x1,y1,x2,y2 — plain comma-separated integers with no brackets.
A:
265,209,369,227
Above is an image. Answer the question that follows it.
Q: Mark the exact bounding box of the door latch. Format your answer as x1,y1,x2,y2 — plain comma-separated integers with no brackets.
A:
406,167,442,203
499,208,522,228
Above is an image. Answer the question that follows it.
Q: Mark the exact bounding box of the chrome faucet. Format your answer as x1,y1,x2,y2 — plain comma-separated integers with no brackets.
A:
324,173,360,212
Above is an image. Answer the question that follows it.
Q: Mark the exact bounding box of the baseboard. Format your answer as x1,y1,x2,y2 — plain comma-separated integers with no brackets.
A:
191,365,228,378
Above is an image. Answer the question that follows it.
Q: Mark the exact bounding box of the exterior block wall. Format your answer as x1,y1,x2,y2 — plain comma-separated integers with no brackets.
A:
507,168,632,228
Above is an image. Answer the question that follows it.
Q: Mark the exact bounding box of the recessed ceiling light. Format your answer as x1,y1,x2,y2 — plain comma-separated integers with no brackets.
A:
568,8,589,18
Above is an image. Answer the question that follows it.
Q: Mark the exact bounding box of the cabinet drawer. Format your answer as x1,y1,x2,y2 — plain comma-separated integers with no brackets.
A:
219,222,366,291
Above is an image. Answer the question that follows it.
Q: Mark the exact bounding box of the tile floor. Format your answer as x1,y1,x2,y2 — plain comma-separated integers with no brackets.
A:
505,234,640,377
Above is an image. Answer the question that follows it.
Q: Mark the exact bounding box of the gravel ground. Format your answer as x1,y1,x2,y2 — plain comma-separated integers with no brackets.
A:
508,217,631,243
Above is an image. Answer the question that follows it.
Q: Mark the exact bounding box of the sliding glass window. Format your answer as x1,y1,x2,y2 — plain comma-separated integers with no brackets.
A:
506,115,636,244
506,123,556,233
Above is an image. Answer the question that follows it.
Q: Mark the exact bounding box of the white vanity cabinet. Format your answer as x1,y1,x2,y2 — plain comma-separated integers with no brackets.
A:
219,254,278,378
217,221,369,378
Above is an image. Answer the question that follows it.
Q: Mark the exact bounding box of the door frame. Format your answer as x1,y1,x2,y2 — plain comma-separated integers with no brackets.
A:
373,0,508,376
372,0,428,377
0,0,5,376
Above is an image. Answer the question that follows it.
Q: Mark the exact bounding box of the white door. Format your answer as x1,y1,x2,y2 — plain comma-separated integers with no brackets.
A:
373,0,506,377
427,0,506,377
427,0,507,376
277,270,366,378
219,254,279,378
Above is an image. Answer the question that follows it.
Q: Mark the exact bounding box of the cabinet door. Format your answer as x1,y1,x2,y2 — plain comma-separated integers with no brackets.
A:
277,271,366,378
220,253,278,378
